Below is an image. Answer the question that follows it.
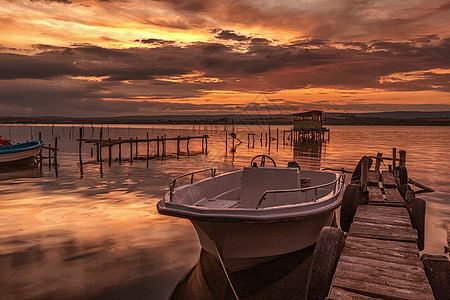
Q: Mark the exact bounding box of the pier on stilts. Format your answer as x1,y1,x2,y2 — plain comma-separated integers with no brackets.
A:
77,127,208,166
306,149,448,300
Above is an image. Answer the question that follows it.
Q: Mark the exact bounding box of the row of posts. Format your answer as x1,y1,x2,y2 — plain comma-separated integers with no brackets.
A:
78,128,208,169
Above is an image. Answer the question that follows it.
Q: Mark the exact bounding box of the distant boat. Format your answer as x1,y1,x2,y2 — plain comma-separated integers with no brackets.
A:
157,155,345,271
0,140,44,165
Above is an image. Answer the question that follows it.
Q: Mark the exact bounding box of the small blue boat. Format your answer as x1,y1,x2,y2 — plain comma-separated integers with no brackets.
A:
0,140,45,165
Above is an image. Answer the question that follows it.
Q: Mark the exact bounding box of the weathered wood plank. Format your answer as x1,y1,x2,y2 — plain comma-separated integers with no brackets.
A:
345,236,419,255
339,255,426,274
367,186,384,202
349,221,418,242
335,261,427,283
334,267,433,294
385,187,405,203
355,205,411,218
328,287,379,299
353,215,412,227
332,277,434,300
340,247,422,267
367,170,380,186
343,241,418,260
382,170,397,187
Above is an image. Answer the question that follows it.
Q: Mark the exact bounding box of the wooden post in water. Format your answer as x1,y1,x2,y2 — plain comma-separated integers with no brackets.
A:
79,128,83,175
146,133,149,166
163,134,167,158
276,128,279,148
48,143,52,167
108,138,112,166
135,137,138,159
399,150,406,168
118,137,122,164
361,158,368,192
187,136,190,156
176,136,180,158
283,130,286,145
204,135,208,154
265,133,268,146
290,129,293,146
157,136,160,158
99,127,103,162
202,136,204,153
374,152,383,171
54,137,58,166
130,138,133,164
39,132,42,140
392,148,397,170
225,130,228,155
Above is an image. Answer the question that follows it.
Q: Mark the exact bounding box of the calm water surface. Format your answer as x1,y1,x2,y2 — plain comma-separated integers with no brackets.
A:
0,124,448,299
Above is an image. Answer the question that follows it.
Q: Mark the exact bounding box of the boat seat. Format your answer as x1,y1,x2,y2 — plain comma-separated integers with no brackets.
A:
240,166,301,207
194,198,241,209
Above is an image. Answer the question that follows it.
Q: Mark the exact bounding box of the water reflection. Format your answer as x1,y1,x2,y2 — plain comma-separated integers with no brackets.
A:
0,163,42,181
0,124,448,299
293,136,326,170
172,246,314,300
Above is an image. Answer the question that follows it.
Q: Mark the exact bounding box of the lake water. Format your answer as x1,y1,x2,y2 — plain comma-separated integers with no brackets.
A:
0,124,448,299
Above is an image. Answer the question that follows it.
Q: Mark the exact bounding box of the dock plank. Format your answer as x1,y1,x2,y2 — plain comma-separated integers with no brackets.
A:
367,186,384,203
349,221,418,242
328,287,379,299
332,276,434,300
381,171,397,187
345,236,419,255
367,170,380,186
385,187,405,203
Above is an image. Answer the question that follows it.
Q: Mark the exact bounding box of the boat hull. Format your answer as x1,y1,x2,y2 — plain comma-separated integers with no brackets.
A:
0,141,44,165
190,210,335,271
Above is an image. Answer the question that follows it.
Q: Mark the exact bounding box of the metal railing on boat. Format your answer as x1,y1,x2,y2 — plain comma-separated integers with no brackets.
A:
169,168,216,202
255,174,345,209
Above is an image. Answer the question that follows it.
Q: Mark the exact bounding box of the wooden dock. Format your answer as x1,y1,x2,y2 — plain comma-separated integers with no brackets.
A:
326,154,435,299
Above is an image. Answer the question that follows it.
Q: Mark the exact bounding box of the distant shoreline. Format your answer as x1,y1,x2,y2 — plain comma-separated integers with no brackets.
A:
1,117,449,126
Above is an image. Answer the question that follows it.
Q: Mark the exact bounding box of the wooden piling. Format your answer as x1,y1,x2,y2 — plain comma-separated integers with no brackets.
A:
361,158,368,192
157,136,160,158
54,137,58,166
118,137,122,164
204,135,208,154
399,150,406,168
39,132,42,140
99,127,103,162
135,137,138,159
186,136,190,156
177,136,180,158
374,152,383,171
146,133,149,166
130,137,133,164
392,147,397,169
79,128,83,174
108,138,112,166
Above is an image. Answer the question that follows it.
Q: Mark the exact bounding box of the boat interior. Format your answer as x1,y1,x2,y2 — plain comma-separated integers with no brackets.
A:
171,156,338,210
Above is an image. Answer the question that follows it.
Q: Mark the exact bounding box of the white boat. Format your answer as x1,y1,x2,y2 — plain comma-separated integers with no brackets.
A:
157,155,345,271
0,140,44,165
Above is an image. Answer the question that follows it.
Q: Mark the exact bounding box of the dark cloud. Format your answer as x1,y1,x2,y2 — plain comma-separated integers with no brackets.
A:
1,35,449,116
136,38,175,45
215,30,250,42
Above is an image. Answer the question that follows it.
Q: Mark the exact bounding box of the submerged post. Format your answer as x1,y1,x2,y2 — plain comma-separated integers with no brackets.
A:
392,147,397,170
108,138,112,166
79,128,83,175
130,138,133,164
118,137,122,164
99,127,103,162
361,158,368,192
146,132,149,166
375,152,383,171
399,150,406,168
176,136,180,158
205,135,208,154
135,136,138,159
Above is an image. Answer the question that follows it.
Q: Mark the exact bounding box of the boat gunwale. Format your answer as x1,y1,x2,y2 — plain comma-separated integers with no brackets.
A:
0,140,44,154
157,169,345,223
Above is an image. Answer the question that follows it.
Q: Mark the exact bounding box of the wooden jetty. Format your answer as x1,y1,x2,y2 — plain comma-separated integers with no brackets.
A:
78,128,208,168
307,149,443,300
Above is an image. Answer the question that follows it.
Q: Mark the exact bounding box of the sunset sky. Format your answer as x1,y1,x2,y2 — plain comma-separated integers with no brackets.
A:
0,0,449,117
